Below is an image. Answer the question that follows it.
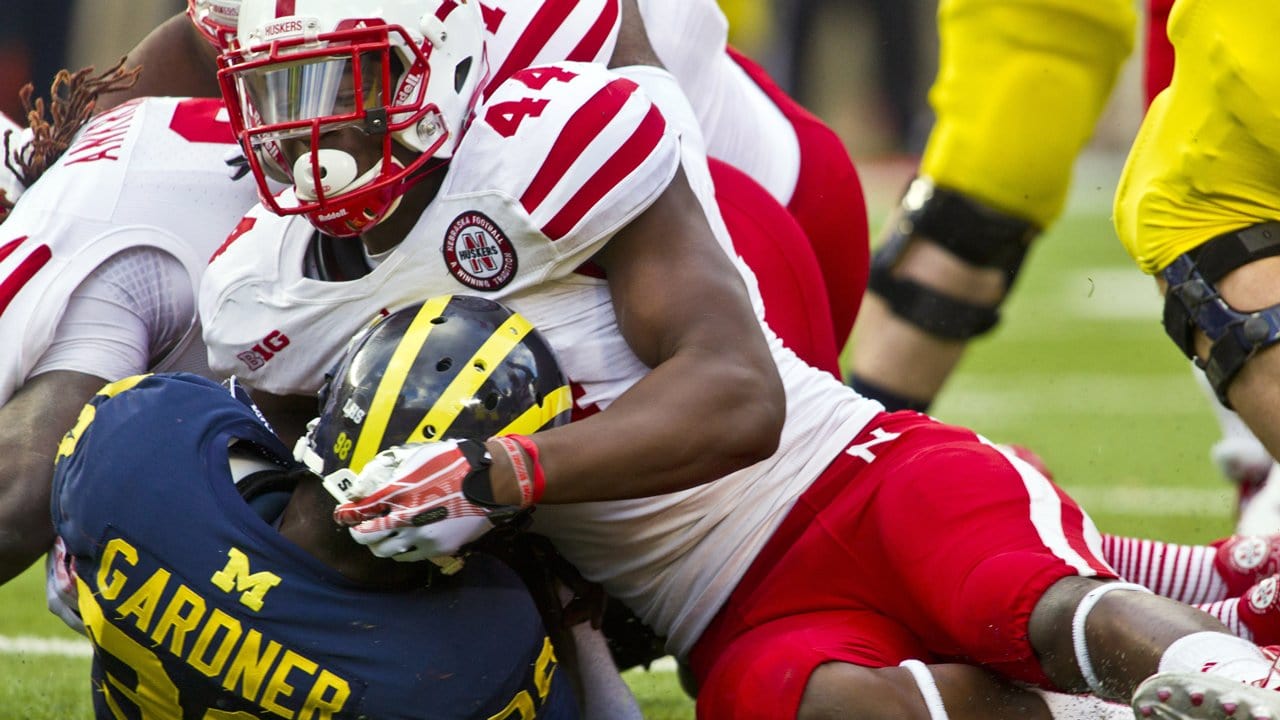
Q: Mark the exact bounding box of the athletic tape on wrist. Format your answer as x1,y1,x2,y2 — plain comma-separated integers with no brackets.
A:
492,436,535,507
899,659,949,720
506,434,545,504
1072,582,1151,696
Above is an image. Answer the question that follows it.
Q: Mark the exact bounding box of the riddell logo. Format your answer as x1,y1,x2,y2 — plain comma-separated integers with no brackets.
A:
236,331,291,371
393,61,427,106
317,209,348,221
262,19,304,38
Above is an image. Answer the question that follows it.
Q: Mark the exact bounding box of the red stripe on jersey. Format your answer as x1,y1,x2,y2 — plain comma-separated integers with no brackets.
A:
489,0,577,90
541,103,666,241
566,1,619,63
0,236,27,264
520,78,638,215
0,243,51,317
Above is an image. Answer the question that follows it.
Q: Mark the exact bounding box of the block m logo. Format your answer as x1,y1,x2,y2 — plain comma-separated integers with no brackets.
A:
210,547,282,611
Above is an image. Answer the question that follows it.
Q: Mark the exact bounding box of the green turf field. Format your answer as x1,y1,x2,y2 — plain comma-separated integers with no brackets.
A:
0,156,1234,717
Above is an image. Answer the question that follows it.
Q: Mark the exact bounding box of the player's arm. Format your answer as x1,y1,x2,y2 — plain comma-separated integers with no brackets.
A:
0,370,108,584
95,13,220,112
0,241,196,583
517,166,785,503
332,165,784,556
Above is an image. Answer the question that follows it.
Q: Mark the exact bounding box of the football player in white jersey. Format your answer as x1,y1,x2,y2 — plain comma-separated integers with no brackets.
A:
0,65,261,585
199,1,1280,718
110,0,867,374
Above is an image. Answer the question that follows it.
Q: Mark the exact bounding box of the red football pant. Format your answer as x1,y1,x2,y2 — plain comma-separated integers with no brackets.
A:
689,411,1117,719
728,47,871,347
710,158,841,377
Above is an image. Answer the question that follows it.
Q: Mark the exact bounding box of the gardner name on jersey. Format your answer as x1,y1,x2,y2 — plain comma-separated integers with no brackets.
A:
53,373,573,719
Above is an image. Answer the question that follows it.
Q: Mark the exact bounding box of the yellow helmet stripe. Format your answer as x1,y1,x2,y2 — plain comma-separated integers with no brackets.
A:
408,311,534,443
349,295,453,473
496,384,573,436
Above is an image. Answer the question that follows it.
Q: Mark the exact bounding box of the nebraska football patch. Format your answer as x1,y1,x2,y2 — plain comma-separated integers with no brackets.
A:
443,211,517,291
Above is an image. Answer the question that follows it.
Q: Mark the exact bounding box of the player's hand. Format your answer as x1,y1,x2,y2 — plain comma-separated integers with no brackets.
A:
45,537,85,636
331,440,509,562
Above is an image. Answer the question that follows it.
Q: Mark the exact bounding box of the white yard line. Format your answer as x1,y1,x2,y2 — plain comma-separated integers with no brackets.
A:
0,634,92,657
940,372,1210,418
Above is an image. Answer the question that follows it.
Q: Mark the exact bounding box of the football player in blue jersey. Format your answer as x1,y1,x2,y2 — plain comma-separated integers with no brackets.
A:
50,297,638,719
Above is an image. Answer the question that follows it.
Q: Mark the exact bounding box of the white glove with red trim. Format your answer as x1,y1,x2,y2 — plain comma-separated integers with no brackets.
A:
330,439,510,562
46,536,85,635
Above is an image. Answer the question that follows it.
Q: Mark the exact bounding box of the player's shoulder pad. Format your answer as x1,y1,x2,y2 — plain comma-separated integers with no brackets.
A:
447,61,680,242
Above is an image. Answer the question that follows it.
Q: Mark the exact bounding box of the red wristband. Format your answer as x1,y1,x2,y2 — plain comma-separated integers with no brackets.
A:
505,434,545,505
492,436,534,507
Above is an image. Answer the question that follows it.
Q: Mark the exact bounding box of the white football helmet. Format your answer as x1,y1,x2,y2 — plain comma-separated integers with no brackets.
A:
187,0,241,52
217,0,488,237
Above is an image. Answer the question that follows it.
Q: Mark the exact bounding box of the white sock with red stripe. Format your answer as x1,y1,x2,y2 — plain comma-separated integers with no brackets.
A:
1101,534,1227,604
1195,598,1252,642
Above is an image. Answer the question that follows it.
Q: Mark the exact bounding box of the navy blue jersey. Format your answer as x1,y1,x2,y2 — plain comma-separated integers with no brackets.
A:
52,373,577,720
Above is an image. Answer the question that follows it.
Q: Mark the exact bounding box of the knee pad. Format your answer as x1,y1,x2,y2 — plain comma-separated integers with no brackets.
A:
1162,222,1280,407
899,660,950,720
1072,582,1152,696
867,178,1037,340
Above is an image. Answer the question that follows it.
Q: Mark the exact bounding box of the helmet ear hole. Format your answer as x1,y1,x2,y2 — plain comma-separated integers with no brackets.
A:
483,392,500,411
423,425,438,439
473,360,487,373
454,57,473,93
436,357,453,372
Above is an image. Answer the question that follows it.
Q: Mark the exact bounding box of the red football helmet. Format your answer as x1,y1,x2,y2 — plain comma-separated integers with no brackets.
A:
187,0,241,52
218,0,487,238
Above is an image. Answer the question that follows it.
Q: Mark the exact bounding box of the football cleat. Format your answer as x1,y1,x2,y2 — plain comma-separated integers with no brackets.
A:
1133,672,1280,719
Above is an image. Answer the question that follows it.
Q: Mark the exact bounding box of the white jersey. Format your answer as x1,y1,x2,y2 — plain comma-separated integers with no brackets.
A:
202,63,878,657
0,97,259,404
483,0,801,204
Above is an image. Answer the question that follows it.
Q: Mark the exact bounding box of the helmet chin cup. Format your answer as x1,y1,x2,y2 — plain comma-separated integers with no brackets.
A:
297,158,407,238
293,148,365,202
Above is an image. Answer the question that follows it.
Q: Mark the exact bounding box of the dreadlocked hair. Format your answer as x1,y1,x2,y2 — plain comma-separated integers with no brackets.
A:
0,58,142,222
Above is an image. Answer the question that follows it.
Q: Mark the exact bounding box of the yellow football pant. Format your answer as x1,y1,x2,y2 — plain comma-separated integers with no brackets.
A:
922,0,1135,227
1115,0,1280,274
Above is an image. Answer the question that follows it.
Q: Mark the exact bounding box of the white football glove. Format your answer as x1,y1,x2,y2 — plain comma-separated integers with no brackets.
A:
330,439,513,562
45,537,85,636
